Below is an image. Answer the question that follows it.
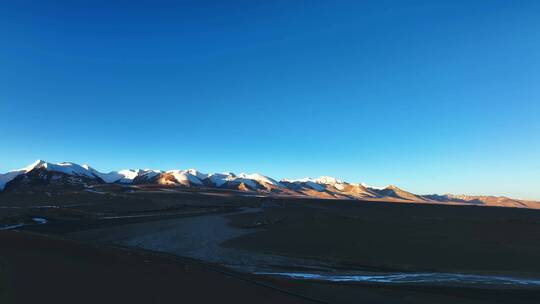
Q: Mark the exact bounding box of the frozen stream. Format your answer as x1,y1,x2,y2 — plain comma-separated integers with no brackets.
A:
68,208,540,288
255,271,540,287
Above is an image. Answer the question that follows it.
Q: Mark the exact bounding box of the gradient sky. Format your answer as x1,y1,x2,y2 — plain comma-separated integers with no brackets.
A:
1,1,539,199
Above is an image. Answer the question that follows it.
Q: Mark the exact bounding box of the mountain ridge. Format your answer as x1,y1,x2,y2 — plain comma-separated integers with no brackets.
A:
1,160,538,209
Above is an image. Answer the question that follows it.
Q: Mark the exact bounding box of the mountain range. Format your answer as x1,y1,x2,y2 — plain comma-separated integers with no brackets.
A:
1,160,538,209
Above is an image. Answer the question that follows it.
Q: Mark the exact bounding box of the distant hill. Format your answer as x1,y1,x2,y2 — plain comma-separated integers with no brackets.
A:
1,160,538,209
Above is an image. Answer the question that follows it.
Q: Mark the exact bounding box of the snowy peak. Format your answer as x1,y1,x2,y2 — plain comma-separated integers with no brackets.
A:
0,160,166,189
201,172,280,190
206,173,234,187
280,178,326,192
361,183,386,190
313,176,343,185
281,176,352,192
60,163,97,177
92,169,145,184
222,175,258,189
1,160,538,209
370,184,428,202
165,170,203,186
237,173,280,186
24,159,47,172
184,169,208,180
1,160,96,190
25,160,97,178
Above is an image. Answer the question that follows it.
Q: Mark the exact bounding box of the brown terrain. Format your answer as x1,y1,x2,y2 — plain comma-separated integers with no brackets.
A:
1,187,539,303
2,160,538,209
224,198,540,276
0,231,317,304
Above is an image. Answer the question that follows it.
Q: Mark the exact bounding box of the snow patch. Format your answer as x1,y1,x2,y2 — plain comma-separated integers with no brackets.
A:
238,173,280,186
206,173,234,187
32,217,48,224
314,176,343,185
166,170,203,186
361,183,386,190
281,178,325,191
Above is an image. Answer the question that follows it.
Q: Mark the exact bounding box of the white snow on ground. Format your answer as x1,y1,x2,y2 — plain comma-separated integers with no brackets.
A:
138,169,162,180
0,170,26,190
255,272,540,286
32,217,48,224
91,168,147,183
238,173,280,186
185,169,208,180
314,176,350,190
0,160,49,190
166,170,203,186
94,171,124,183
117,169,140,181
0,217,48,231
206,173,234,187
42,162,96,178
282,177,314,183
205,172,265,189
314,176,343,185
334,183,345,190
0,223,24,230
84,165,123,183
281,178,325,191
84,189,107,195
361,183,387,190
225,175,257,189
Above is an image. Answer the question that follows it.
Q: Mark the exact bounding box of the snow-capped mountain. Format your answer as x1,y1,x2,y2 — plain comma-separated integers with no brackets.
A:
205,172,234,187
280,178,326,192
0,160,38,190
369,185,429,202
162,170,204,186
86,167,143,184
0,160,104,191
1,160,538,209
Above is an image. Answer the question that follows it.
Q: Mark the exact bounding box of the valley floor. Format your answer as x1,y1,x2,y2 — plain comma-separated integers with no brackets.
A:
2,230,540,304
0,230,316,304
1,190,540,303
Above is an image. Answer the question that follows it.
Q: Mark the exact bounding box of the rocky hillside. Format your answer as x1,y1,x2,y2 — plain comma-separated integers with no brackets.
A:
1,160,538,209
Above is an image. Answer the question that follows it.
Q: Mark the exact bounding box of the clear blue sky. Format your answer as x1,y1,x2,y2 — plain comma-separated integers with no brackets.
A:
1,1,539,199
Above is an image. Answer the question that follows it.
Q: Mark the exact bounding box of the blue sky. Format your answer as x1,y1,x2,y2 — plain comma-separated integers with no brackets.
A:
1,1,539,199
